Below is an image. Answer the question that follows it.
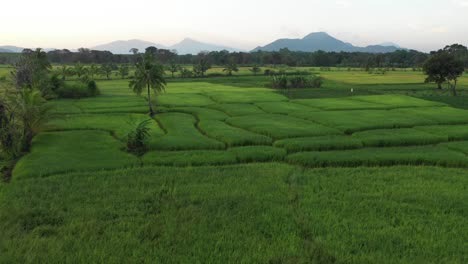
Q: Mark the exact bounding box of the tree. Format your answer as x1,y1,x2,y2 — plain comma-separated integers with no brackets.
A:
129,52,166,116
193,53,211,77
167,62,180,78
249,65,261,76
223,63,239,76
58,65,72,81
11,48,51,91
116,64,130,79
100,63,114,80
88,64,99,79
423,52,464,95
73,63,86,78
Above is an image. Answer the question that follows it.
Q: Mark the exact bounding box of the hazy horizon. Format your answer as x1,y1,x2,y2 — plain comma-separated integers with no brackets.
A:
1,0,467,52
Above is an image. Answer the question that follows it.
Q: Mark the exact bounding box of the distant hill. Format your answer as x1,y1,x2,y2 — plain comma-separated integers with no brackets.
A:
0,45,24,53
252,32,403,53
169,38,241,55
91,38,241,55
91,39,168,54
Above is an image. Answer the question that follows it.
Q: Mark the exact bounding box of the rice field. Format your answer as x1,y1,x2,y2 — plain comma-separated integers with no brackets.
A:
2,71,468,263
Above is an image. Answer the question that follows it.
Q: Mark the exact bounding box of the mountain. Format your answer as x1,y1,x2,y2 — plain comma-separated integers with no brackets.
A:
379,42,401,48
169,38,241,55
91,39,168,54
0,45,24,53
252,32,403,53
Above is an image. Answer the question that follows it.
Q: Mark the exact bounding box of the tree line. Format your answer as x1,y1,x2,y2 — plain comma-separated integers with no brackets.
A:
1,45,466,68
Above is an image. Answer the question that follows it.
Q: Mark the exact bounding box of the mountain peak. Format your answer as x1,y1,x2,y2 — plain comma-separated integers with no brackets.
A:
303,32,332,39
252,32,404,53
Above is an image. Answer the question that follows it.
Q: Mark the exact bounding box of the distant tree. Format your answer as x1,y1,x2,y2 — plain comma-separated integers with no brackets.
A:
88,64,99,79
73,63,86,78
116,64,130,79
145,46,158,57
223,63,239,76
249,65,261,76
129,52,166,116
423,51,464,95
167,62,180,78
193,52,211,77
11,48,51,90
180,68,193,78
100,63,114,80
58,65,72,81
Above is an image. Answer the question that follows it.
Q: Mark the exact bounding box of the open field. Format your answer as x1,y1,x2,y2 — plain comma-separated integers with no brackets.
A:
1,70,468,262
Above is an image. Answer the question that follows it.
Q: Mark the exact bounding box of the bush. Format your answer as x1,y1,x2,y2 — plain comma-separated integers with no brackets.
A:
268,75,323,89
56,81,100,99
127,119,152,156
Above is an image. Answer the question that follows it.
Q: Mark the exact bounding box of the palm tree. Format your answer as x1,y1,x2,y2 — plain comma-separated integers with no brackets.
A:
249,65,261,76
88,64,99,79
73,63,86,78
116,64,130,79
223,63,239,76
129,53,166,116
167,62,180,78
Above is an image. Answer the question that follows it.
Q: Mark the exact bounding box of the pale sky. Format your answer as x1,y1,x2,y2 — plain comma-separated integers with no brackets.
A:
1,0,467,52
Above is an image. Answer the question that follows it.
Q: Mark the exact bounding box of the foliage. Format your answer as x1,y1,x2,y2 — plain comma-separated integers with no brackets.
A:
167,62,180,78
126,119,152,156
116,64,130,79
129,51,166,115
10,48,51,94
55,81,100,99
269,75,323,89
423,50,465,95
222,63,239,76
99,63,114,80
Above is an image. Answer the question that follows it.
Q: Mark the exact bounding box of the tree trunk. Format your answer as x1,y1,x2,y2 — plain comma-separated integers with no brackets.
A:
451,80,458,96
147,83,154,116
437,83,442,89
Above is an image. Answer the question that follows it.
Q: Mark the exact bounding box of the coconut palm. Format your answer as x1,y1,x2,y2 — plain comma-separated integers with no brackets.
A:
129,53,166,116
223,63,239,76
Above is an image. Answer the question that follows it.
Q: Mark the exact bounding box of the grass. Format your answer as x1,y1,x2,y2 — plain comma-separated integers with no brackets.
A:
3,72,468,262
227,146,286,162
208,103,266,116
156,93,215,107
12,131,138,179
352,128,448,147
415,124,468,140
255,101,320,114
46,114,165,141
287,145,468,167
292,109,437,134
198,120,273,146
227,114,342,139
392,107,468,125
1,164,467,263
152,113,225,150
275,135,363,152
294,97,388,110
166,106,229,120
206,90,288,103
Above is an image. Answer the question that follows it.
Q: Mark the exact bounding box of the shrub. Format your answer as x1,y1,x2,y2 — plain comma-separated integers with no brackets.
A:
268,75,323,89
127,119,152,156
55,81,100,99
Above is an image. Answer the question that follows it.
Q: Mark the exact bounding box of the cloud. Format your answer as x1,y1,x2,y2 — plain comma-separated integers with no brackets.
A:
335,0,351,8
430,26,449,33
452,0,468,7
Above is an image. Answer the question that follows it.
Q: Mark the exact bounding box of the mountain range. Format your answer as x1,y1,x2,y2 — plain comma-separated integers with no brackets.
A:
90,38,242,55
1,32,405,55
252,32,403,53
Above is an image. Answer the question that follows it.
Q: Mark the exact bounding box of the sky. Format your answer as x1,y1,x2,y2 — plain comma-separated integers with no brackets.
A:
1,0,467,52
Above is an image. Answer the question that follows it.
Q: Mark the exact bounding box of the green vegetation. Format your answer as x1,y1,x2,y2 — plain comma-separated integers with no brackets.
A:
2,63,468,263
